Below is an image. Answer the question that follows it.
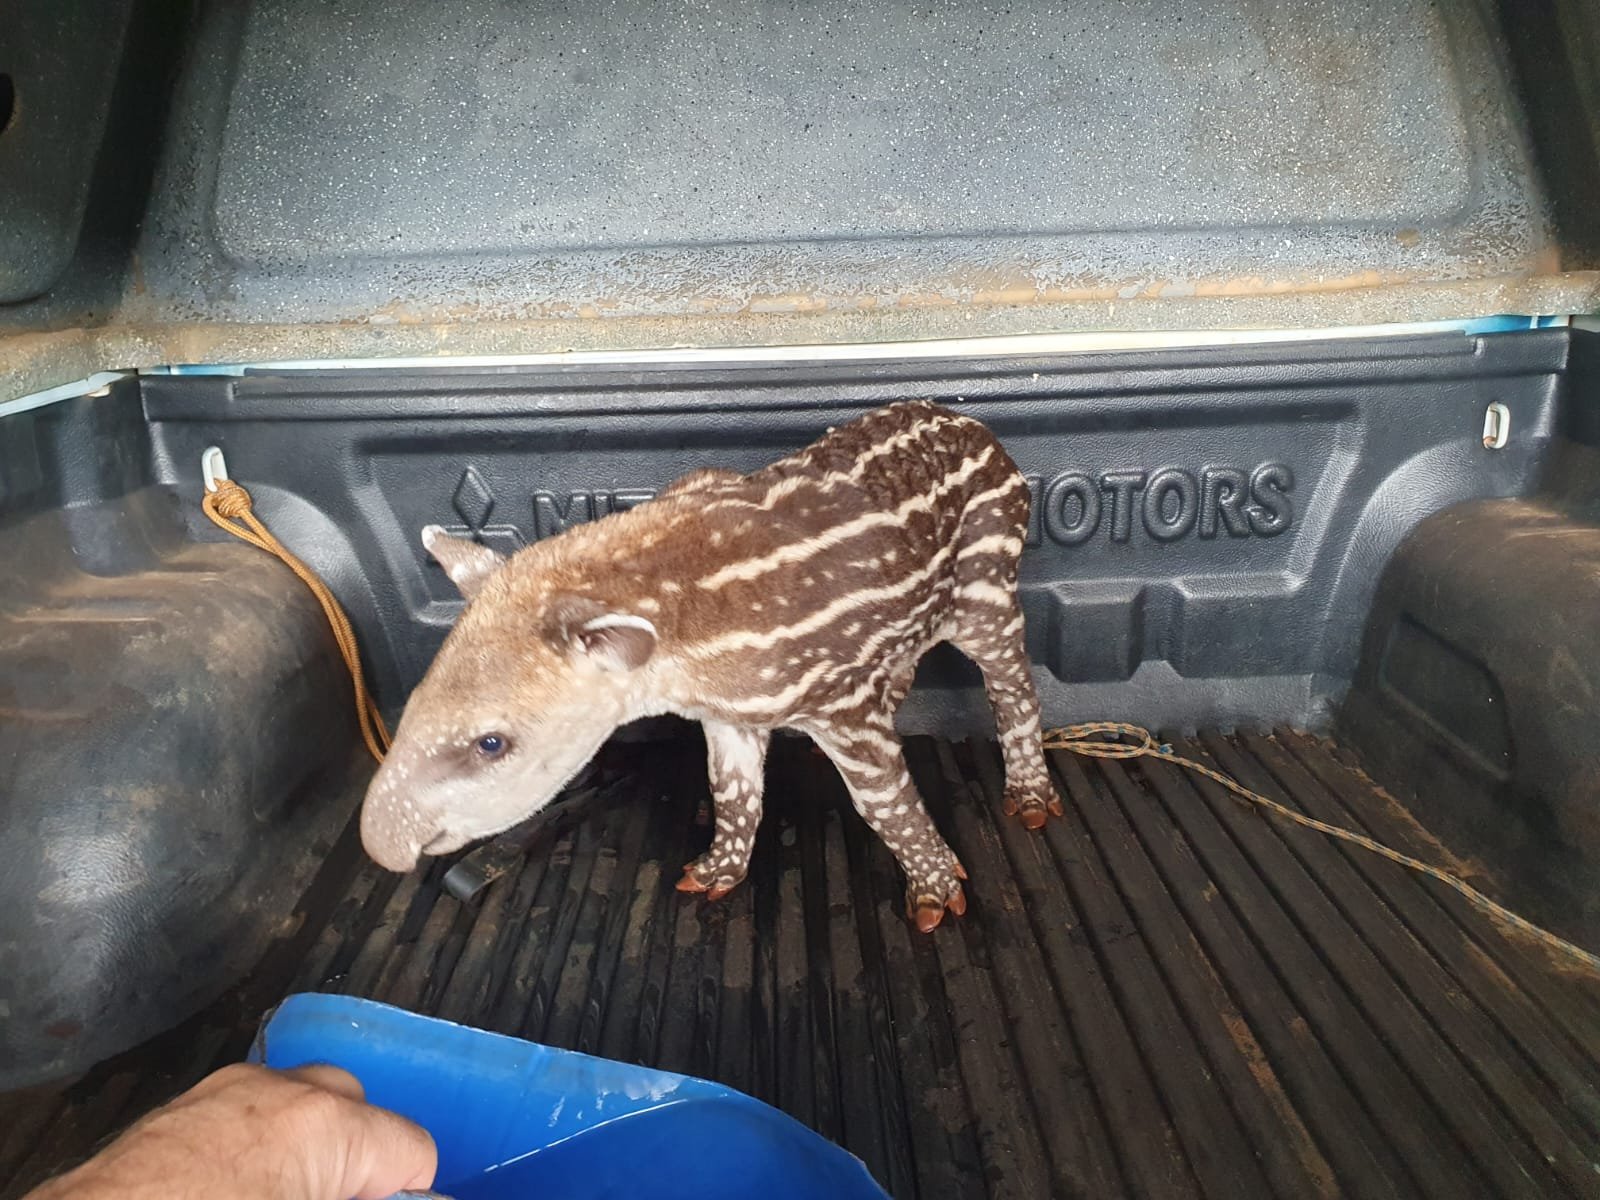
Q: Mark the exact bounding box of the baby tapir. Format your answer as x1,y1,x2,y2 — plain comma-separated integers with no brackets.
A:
359,400,1061,931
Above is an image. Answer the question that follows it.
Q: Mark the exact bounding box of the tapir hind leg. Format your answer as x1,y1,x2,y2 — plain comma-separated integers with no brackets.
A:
807,711,966,932
949,504,1060,830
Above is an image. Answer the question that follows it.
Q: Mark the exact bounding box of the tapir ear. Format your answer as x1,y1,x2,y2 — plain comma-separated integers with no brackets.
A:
422,526,507,599
547,595,657,672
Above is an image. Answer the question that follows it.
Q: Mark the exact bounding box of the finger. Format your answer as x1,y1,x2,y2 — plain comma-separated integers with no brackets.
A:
283,1063,366,1103
338,1101,439,1200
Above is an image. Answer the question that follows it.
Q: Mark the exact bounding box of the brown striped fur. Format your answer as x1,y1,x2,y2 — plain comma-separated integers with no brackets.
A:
360,400,1059,930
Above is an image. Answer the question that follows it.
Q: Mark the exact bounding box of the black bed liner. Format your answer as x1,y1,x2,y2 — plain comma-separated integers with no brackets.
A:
4,731,1599,1199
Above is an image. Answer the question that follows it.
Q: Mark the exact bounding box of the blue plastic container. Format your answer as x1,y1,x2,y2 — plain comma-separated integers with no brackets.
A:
253,993,888,1200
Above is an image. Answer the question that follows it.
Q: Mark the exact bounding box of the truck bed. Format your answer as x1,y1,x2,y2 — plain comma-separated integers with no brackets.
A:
5,730,1598,1199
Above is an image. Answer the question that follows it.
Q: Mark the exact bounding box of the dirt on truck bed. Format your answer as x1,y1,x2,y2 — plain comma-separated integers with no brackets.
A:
4,730,1600,1200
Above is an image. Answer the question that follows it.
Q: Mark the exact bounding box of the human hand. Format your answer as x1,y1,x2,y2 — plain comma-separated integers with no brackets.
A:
27,1063,437,1200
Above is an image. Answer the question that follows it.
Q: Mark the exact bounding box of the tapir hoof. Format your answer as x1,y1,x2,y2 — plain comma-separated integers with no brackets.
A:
677,860,744,901
1005,785,1062,830
909,882,967,932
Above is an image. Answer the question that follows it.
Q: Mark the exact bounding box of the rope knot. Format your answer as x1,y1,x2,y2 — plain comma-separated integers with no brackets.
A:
206,478,255,519
1042,721,1161,760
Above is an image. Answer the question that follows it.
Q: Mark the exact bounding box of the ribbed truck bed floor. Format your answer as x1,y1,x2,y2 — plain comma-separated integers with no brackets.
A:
5,731,1600,1199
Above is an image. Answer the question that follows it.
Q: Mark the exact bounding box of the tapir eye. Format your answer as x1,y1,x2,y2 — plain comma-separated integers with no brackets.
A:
474,733,511,759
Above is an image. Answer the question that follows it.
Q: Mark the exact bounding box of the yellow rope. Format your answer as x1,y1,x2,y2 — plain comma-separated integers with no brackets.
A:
202,479,391,763
1044,722,1600,977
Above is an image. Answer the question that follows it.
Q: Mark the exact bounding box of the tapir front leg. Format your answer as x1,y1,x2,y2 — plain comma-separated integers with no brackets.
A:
677,720,770,900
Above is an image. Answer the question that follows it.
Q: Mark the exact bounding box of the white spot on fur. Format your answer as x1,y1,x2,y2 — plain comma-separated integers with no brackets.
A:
961,580,1013,607
957,533,1023,560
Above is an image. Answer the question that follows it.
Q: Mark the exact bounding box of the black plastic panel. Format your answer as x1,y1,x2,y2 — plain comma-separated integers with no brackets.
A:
0,0,133,302
8,731,1600,1199
142,331,1565,734
0,388,358,1088
1333,330,1600,951
1340,466,1600,950
1,331,1586,1090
